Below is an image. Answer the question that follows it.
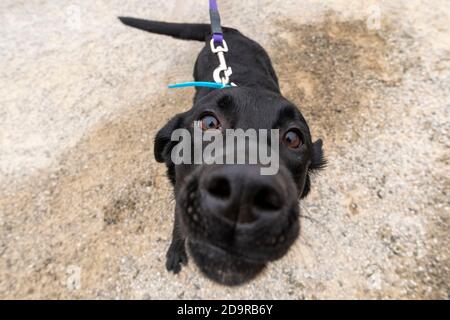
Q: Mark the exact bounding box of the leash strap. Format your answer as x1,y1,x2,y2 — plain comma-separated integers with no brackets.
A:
209,0,224,44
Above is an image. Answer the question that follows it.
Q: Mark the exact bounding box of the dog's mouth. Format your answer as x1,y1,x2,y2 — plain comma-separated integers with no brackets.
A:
187,239,266,286
177,169,300,285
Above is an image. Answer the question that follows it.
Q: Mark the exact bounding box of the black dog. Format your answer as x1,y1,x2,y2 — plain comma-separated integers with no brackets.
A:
119,17,325,285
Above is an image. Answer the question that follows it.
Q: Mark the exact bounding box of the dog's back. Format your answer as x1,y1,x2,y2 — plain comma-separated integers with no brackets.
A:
118,17,280,95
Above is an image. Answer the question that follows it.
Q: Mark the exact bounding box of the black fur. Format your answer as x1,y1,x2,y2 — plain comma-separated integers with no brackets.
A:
119,17,325,285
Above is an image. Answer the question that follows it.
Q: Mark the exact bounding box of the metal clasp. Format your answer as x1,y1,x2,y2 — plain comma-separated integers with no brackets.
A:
210,38,229,53
210,39,236,86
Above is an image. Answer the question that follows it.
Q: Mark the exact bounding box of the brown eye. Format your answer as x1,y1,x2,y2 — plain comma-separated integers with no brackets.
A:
283,130,303,149
200,115,221,131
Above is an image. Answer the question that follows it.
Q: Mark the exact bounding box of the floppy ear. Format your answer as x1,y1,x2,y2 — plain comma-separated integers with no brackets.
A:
154,113,185,163
300,139,326,198
310,139,326,171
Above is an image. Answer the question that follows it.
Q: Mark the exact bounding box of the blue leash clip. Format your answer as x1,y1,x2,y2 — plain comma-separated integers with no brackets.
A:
168,82,232,89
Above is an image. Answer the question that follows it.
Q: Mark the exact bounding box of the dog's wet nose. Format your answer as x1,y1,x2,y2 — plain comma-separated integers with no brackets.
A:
202,165,286,224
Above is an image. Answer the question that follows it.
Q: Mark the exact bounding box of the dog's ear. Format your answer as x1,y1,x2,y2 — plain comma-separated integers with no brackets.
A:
310,139,326,171
300,139,326,198
154,113,185,163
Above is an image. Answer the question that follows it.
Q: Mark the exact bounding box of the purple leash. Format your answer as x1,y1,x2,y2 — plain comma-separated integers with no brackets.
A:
209,0,224,45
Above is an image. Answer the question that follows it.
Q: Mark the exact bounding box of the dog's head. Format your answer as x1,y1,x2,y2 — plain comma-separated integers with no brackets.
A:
155,87,325,285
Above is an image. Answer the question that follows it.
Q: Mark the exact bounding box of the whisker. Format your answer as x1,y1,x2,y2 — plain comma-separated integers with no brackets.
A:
297,232,320,265
299,203,350,263
299,203,331,234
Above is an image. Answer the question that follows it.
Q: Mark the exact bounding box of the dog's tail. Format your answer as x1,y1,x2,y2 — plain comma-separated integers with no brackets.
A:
118,17,211,41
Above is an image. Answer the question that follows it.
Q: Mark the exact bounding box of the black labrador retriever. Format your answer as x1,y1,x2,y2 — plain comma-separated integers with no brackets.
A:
119,17,325,285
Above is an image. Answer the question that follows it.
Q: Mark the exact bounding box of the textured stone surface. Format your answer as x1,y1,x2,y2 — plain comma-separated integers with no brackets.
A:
0,0,449,299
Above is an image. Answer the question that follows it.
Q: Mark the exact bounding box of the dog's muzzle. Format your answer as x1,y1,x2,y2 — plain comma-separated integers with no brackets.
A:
177,164,300,285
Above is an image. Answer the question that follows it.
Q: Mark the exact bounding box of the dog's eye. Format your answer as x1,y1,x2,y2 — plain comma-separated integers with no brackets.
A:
199,115,221,131
283,130,303,149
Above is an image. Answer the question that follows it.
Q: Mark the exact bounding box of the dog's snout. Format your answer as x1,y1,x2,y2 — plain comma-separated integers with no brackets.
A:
202,165,286,224
206,176,231,200
253,186,283,211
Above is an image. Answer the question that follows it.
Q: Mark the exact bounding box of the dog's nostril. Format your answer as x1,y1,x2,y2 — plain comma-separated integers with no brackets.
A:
207,177,231,200
253,187,283,211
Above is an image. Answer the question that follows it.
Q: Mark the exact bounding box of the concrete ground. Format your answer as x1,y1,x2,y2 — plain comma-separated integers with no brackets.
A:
0,0,449,299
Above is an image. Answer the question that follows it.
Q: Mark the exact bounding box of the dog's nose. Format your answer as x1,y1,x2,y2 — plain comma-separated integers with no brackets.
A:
202,165,285,224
